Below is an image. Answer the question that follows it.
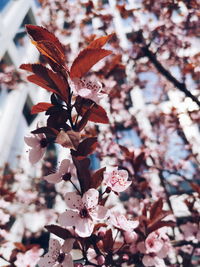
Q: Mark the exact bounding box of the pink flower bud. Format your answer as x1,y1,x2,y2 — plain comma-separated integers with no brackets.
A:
97,255,105,265
122,254,129,261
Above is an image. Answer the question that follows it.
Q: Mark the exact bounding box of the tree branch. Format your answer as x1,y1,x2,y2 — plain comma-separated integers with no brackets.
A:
141,46,200,108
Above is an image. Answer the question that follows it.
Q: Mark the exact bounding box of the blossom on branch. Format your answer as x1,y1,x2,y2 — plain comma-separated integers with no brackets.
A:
109,212,139,232
58,189,108,237
14,247,43,267
137,229,171,267
38,238,74,267
104,167,131,192
44,159,73,184
24,133,47,164
71,78,105,104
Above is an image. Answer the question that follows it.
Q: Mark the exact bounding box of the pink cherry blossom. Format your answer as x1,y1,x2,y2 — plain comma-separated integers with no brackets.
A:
124,231,138,244
44,159,73,184
109,212,139,232
138,229,171,267
38,238,74,267
104,167,131,192
180,222,200,242
0,209,10,225
145,231,164,254
24,133,47,164
58,189,108,237
71,78,105,104
142,255,166,267
14,247,43,267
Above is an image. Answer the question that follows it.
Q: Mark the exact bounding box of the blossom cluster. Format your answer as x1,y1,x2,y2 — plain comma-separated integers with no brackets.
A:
1,4,200,265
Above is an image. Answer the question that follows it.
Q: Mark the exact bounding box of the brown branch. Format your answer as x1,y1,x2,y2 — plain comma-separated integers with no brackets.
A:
172,240,200,248
140,46,200,108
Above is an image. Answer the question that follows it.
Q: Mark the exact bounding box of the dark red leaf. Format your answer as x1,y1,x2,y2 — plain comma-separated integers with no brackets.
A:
71,137,98,159
148,220,176,234
32,40,66,67
20,64,69,102
26,25,66,68
148,210,172,231
90,167,106,189
45,225,73,239
72,157,91,194
76,107,92,131
55,130,80,150
75,98,109,124
31,127,58,139
31,102,53,114
134,152,145,173
103,229,114,252
150,198,163,220
119,145,134,160
26,25,65,54
86,104,109,124
70,48,112,78
87,33,114,49
14,243,26,252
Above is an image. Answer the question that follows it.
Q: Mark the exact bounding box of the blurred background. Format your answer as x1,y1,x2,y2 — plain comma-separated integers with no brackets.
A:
0,0,199,266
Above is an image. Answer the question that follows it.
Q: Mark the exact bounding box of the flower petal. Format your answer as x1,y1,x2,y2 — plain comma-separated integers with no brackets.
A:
82,188,99,209
44,173,61,184
29,147,45,164
113,181,132,192
49,239,61,254
62,239,74,253
61,254,74,267
38,239,60,267
24,136,39,147
64,192,82,210
119,170,129,180
37,253,55,267
93,205,108,220
75,218,94,237
58,210,79,227
59,159,70,174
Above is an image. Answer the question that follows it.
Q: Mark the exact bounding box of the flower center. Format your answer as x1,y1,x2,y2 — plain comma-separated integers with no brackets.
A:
118,176,126,186
40,138,48,148
57,252,65,263
110,173,125,186
79,207,89,218
62,172,71,181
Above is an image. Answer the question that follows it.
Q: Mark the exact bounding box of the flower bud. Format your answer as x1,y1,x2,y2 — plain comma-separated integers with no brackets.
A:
97,255,105,265
122,254,129,261
105,186,112,193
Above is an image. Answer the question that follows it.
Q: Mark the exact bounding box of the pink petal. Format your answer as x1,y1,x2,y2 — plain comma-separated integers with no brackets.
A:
37,253,55,267
44,173,61,184
49,238,61,254
142,255,155,267
58,210,79,227
93,205,108,220
38,239,61,267
128,220,139,230
119,170,129,180
61,254,73,267
82,188,99,209
59,159,70,174
112,181,132,192
29,147,45,164
38,133,45,139
24,136,39,147
137,241,146,253
78,88,91,98
75,218,94,237
142,256,165,267
62,239,74,253
64,192,82,210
